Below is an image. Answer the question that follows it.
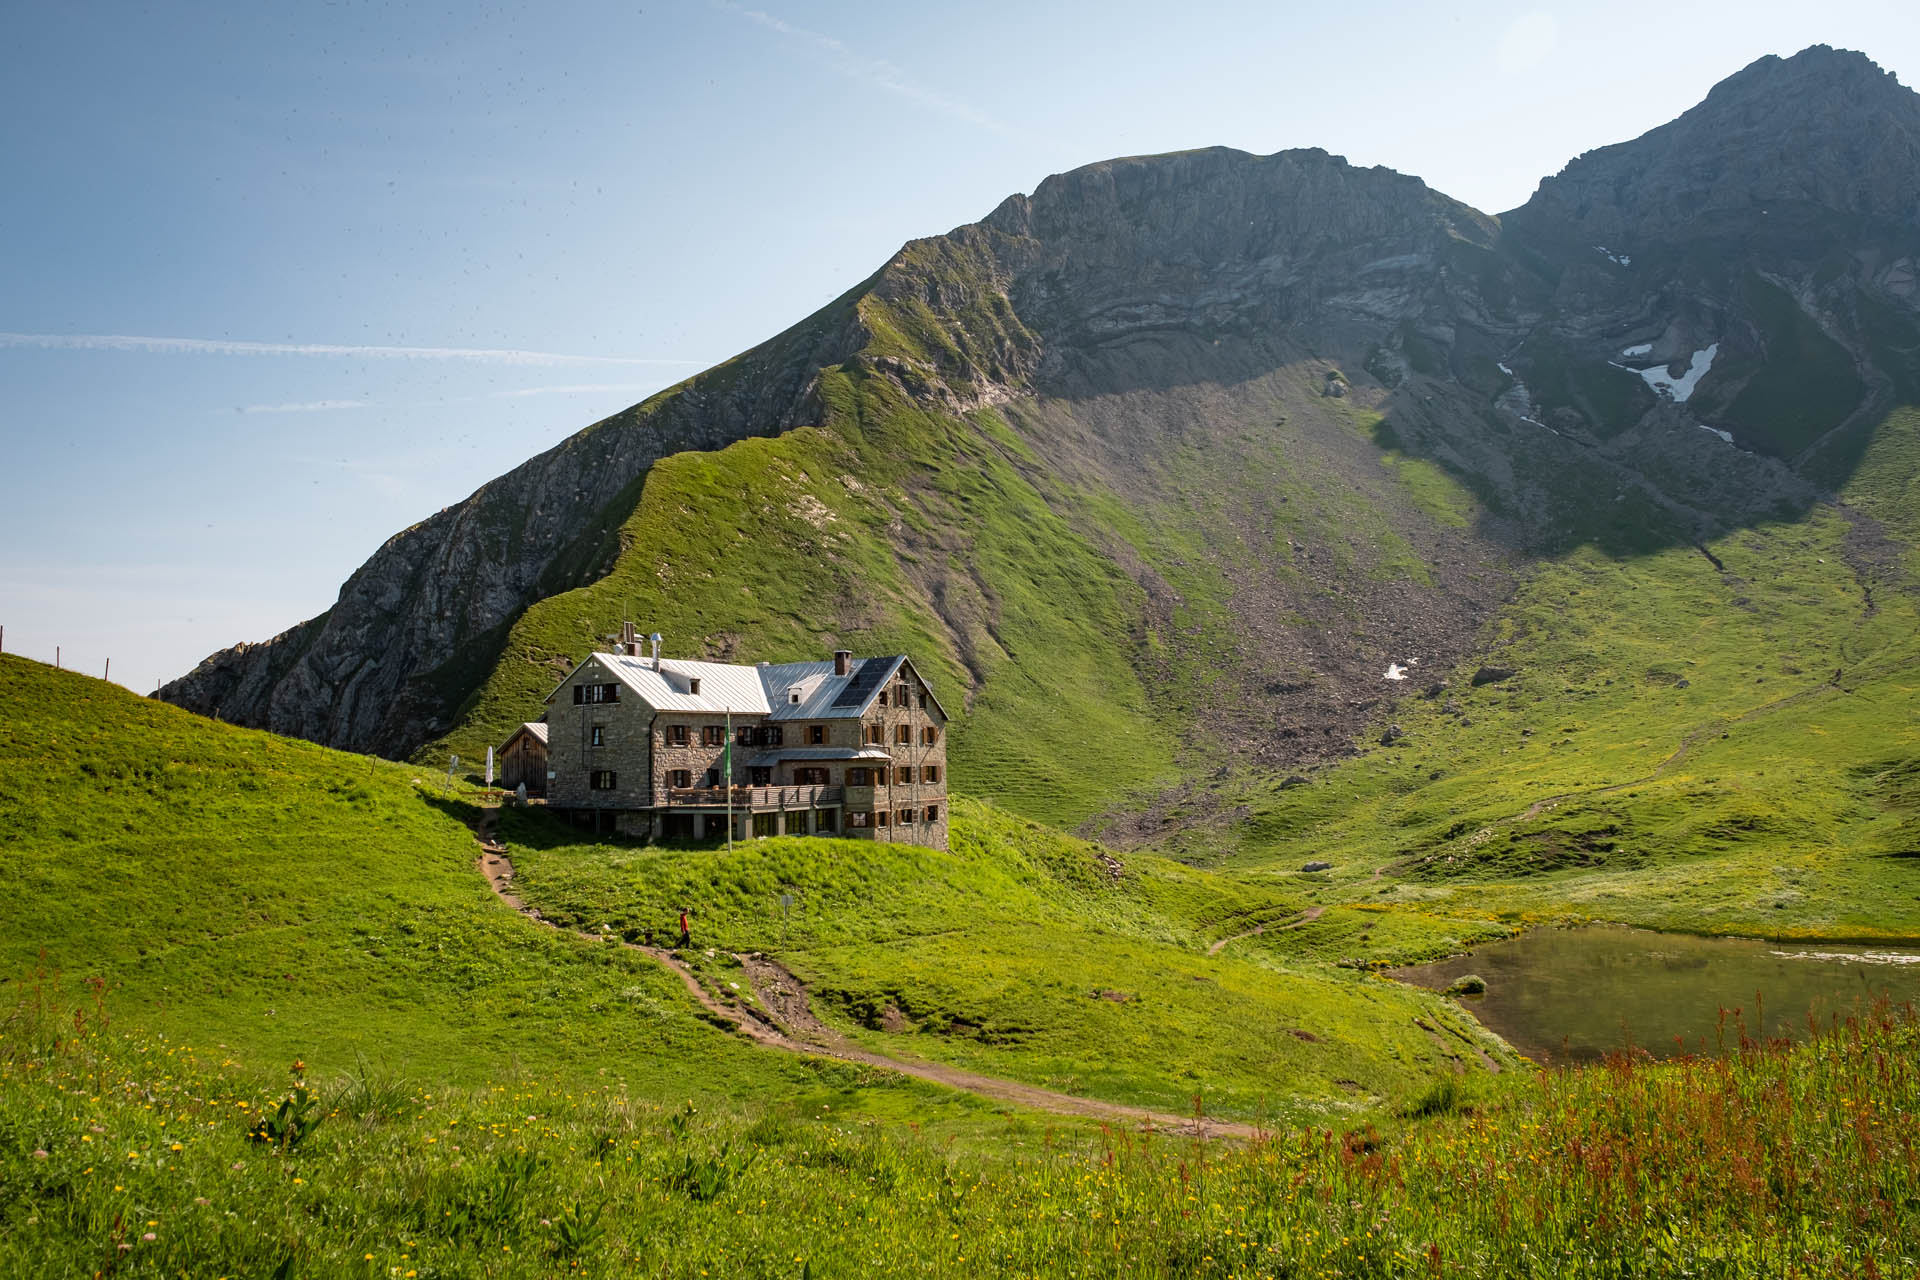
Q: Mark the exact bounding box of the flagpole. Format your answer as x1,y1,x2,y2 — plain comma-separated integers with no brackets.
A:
725,706,733,854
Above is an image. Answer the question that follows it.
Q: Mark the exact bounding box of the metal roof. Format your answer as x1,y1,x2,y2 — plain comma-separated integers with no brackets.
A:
565,652,773,714
499,721,548,749
758,656,904,721
548,651,948,720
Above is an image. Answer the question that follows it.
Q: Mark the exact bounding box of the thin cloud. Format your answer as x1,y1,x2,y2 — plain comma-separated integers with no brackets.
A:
0,331,704,368
241,399,370,414
717,2,1007,134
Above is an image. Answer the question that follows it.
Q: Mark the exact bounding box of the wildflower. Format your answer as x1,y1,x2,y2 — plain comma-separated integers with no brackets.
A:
31,1150,47,1159
142,1232,157,1241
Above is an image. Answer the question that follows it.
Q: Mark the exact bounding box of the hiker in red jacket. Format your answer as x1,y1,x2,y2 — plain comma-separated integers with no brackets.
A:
678,909,691,949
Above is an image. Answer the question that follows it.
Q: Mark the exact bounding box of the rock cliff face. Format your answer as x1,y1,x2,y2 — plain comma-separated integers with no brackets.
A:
1509,46,1920,249
159,47,1920,796
160,298,869,753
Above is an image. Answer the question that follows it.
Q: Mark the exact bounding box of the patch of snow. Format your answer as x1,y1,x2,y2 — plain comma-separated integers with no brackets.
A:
1613,343,1718,403
1697,425,1734,445
1497,361,1514,376
1383,664,1408,682
1620,342,1653,358
1592,245,1631,266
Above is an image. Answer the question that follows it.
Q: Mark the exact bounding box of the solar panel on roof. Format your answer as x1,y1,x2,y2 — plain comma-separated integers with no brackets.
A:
829,658,889,709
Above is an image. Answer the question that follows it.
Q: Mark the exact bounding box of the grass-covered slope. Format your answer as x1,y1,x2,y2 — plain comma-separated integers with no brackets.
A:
1,653,1508,1132
0,656,896,1109
498,797,1513,1124
7,982,1914,1276
436,370,1186,829
431,335,1509,837
1182,406,1920,942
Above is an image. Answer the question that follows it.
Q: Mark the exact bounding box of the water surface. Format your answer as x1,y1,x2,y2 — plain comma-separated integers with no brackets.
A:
1390,926,1920,1063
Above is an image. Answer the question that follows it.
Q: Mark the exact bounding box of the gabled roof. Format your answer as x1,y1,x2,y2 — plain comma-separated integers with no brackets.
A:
548,652,773,714
499,721,548,750
546,650,949,720
758,656,905,721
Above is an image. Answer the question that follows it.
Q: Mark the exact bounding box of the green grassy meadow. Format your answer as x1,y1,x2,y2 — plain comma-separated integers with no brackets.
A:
6,972,1914,1277
499,799,1508,1124
0,656,1011,1136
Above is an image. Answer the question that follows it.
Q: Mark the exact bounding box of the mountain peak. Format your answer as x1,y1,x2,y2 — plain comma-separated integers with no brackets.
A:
1507,45,1920,246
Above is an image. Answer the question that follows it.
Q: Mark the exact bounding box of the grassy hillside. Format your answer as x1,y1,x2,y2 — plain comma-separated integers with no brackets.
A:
1,655,1505,1131
428,302,1505,836
499,797,1511,1124
434,375,1183,829
1181,406,1920,943
0,655,989,1126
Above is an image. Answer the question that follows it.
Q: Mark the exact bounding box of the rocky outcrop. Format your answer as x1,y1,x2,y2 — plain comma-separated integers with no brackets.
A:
1508,46,1920,250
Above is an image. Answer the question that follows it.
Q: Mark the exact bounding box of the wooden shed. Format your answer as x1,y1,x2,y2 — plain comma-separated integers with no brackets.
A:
498,721,549,796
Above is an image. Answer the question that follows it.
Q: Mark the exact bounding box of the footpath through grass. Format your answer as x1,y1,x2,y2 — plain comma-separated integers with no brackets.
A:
0,655,1008,1133
4,979,1914,1277
499,799,1510,1125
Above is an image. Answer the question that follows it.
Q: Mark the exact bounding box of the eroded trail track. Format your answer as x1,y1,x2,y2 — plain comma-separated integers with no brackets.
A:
474,809,1260,1139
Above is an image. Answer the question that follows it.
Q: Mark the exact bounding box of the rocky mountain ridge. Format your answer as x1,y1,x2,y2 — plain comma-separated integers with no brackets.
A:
159,46,1920,836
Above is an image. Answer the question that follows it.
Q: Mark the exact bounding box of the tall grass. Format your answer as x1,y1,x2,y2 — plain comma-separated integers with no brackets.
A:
6,970,1913,1277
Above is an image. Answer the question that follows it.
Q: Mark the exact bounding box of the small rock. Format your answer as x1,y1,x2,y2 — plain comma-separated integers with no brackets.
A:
1280,774,1309,789
1381,724,1404,745
1675,678,1691,688
1302,861,1334,873
1471,665,1516,687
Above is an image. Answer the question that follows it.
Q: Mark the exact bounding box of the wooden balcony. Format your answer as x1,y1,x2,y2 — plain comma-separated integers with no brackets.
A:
662,785,844,810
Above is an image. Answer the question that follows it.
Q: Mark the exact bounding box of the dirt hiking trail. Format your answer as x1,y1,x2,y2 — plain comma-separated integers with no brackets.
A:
475,808,1260,1139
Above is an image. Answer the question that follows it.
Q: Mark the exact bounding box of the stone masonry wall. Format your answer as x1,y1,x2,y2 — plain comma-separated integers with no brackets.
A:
547,657,653,812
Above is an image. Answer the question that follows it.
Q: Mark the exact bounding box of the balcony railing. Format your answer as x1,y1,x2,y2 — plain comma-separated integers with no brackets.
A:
662,785,845,809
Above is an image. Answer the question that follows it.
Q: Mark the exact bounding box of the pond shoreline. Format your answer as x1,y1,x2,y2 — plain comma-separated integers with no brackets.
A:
1384,922,1920,1064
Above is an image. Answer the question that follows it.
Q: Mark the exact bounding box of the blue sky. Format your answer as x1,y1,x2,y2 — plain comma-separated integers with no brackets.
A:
3,1,1915,695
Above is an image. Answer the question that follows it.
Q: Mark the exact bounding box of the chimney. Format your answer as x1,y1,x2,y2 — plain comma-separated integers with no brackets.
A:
833,649,852,676
620,620,638,656
649,632,663,671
